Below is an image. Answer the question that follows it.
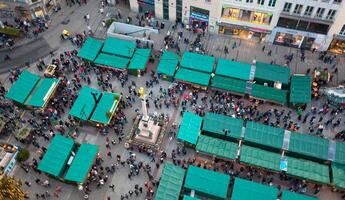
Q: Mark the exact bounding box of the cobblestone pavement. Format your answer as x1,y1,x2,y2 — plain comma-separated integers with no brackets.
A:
0,1,345,200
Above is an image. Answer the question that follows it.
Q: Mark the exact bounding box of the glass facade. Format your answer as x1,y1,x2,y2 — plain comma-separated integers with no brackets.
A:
277,17,329,34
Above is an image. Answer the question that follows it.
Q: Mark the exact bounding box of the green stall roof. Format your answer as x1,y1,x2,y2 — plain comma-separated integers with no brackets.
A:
240,145,281,172
180,51,215,73
177,112,202,145
332,163,345,189
77,37,103,61
215,59,251,80
281,190,318,200
211,75,247,94
90,92,121,124
290,75,312,104
5,70,40,104
202,112,243,139
335,142,345,165
184,165,230,199
288,132,329,161
175,68,211,86
254,62,290,84
183,196,201,200
69,86,101,121
244,121,285,150
102,37,136,58
157,51,179,77
155,163,186,200
231,178,278,200
64,144,99,183
38,135,74,177
26,78,59,107
286,156,330,184
196,135,238,160
94,53,130,69
251,84,288,104
128,48,151,70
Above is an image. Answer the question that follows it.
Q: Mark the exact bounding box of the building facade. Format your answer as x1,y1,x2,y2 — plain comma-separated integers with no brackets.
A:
128,0,345,52
0,0,61,20
269,0,343,51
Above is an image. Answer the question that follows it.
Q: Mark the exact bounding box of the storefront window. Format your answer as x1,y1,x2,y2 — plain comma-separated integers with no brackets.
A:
222,7,240,20
262,13,272,24
252,12,263,23
329,39,345,54
250,12,272,25
274,32,305,48
221,6,272,25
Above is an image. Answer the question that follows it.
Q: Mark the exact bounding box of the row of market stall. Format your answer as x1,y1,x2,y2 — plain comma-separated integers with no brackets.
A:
37,134,99,184
177,112,345,190
155,163,318,200
157,51,311,105
77,37,310,105
77,37,152,76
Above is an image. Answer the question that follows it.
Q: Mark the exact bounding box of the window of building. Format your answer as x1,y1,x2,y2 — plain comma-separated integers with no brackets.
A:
326,9,336,20
268,0,276,7
304,6,314,16
316,7,325,18
205,0,211,3
308,22,329,34
321,0,330,2
241,10,251,21
340,25,345,35
283,2,292,12
293,4,303,14
246,0,253,3
163,0,169,20
333,0,342,3
296,20,309,31
176,0,182,22
257,0,265,5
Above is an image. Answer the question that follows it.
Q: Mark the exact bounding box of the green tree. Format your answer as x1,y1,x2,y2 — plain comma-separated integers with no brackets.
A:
0,176,26,200
15,149,30,162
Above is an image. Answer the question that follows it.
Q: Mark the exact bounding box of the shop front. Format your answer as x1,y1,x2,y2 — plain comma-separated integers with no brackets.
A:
44,0,57,13
218,22,270,42
269,27,327,50
138,0,154,16
328,34,345,55
32,6,45,18
189,6,209,32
